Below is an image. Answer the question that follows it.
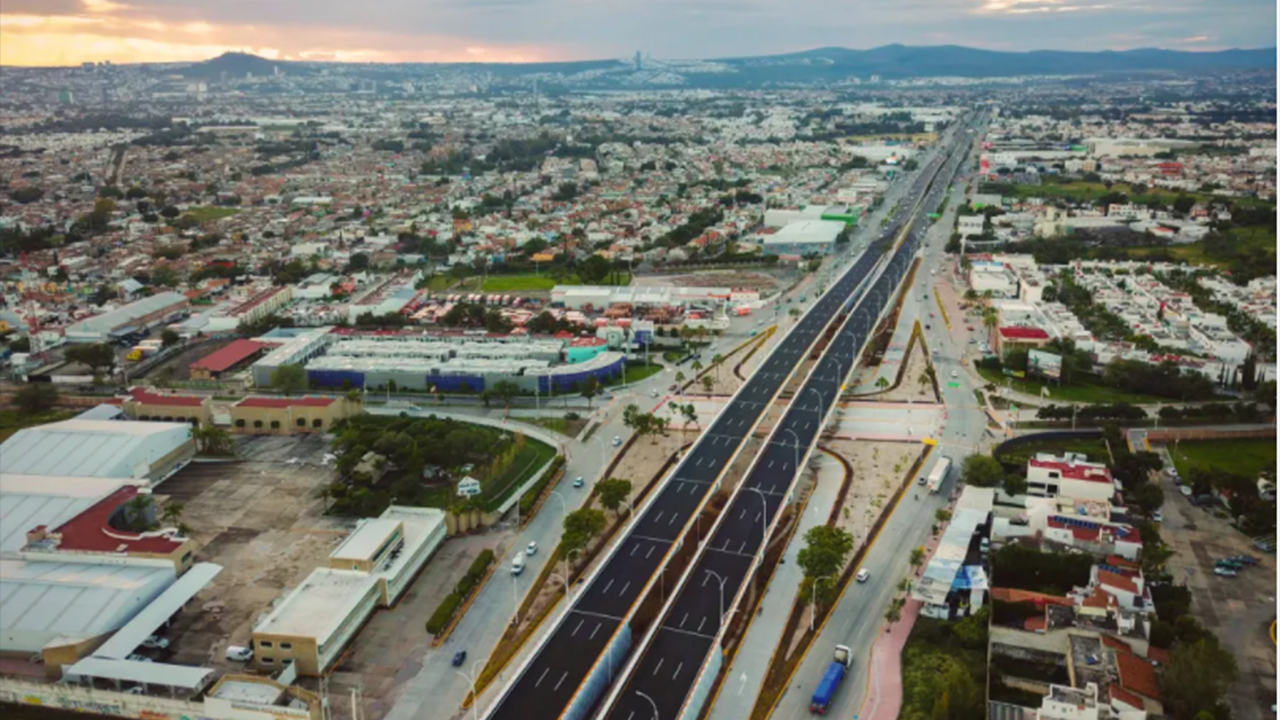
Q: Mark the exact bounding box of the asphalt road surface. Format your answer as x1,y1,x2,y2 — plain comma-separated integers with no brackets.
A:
484,135,963,720
600,117,981,720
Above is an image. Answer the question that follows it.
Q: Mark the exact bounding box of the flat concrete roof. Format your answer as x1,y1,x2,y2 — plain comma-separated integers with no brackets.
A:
211,678,285,705
330,519,401,563
252,569,379,641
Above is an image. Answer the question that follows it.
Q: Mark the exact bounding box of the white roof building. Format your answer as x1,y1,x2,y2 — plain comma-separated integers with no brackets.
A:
0,474,129,552
0,555,176,655
0,419,194,482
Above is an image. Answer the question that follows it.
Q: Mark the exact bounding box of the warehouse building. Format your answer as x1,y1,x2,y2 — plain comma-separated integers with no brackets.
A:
250,327,336,387
0,419,195,482
0,474,129,553
63,292,191,344
190,339,277,380
760,220,844,258
121,387,213,426
229,396,356,435
912,486,993,620
250,505,446,676
0,556,176,674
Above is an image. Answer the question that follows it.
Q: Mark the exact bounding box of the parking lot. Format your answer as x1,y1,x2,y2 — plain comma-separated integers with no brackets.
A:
1156,462,1276,720
156,434,355,673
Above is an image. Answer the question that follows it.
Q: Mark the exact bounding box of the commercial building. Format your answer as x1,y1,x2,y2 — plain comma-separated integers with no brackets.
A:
0,419,195,482
967,260,1019,298
229,396,356,434
121,387,213,426
957,215,985,238
251,506,446,675
63,292,190,343
996,496,1143,561
250,327,335,387
913,486,994,620
994,325,1053,358
760,220,843,258
190,339,276,380
1026,453,1118,503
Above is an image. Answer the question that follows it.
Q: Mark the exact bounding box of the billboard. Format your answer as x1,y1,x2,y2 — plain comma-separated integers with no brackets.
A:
1029,350,1062,379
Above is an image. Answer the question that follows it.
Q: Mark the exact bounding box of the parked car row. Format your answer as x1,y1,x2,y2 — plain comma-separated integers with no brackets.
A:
1214,555,1261,578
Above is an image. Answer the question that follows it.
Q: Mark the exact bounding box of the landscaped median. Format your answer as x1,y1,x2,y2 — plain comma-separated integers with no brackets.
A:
750,443,932,720
427,549,496,643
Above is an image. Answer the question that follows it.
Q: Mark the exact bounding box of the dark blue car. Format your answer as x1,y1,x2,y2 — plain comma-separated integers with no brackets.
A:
452,650,467,667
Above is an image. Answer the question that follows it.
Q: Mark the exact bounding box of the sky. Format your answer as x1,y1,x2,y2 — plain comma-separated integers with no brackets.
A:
0,0,1275,67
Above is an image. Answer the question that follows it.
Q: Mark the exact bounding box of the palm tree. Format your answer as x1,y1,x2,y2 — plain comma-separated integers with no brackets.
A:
917,370,931,394
675,371,686,387
711,353,725,380
875,376,890,392
691,359,703,376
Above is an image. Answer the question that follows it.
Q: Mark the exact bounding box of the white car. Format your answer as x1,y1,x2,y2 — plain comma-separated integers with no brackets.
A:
651,389,659,398
126,654,153,663
573,476,585,488
527,542,538,556
950,370,959,378
855,568,870,583
612,436,622,447
225,646,254,662
141,636,169,650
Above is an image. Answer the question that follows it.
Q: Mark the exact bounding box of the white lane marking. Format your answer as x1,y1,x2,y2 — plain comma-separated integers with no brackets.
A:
535,668,550,687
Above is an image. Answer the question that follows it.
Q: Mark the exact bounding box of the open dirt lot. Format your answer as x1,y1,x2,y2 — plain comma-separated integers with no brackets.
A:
158,434,353,673
634,269,786,294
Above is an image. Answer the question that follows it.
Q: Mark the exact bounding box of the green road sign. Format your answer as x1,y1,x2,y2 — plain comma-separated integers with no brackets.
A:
947,382,961,388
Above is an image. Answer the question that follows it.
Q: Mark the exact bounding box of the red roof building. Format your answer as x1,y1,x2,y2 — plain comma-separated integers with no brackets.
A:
28,486,195,572
190,339,276,379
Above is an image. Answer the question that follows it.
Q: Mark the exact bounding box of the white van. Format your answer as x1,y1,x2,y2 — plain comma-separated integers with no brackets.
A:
225,646,254,662
511,555,525,575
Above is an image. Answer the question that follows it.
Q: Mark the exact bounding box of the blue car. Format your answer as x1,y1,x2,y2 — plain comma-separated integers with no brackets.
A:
452,651,467,667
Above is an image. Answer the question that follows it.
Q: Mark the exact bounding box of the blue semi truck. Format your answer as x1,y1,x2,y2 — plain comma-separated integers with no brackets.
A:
809,644,852,714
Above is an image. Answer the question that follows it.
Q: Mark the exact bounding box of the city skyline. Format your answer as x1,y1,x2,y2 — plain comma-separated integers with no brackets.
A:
0,0,1276,67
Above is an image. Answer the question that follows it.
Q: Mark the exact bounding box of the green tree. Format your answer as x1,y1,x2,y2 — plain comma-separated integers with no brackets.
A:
490,380,521,410
797,525,855,591
160,329,180,347
711,353,725,379
960,454,1005,488
577,255,612,284
1161,638,1238,720
596,478,632,512
12,382,58,414
562,508,606,553
270,364,307,396
1003,473,1028,496
910,546,926,569
876,376,890,391
65,343,116,376
151,264,179,288
701,375,714,394
579,375,601,408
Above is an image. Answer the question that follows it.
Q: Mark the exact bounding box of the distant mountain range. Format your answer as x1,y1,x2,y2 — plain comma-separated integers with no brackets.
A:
181,44,1277,87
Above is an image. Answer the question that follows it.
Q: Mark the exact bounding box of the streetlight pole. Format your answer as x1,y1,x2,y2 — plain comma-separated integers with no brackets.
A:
562,548,582,584
806,387,825,427
511,574,520,627
455,659,486,720
636,690,660,720
782,428,802,472
811,575,832,631
746,486,769,546
704,569,728,623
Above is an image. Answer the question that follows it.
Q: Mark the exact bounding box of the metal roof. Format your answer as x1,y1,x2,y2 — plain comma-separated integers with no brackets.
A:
66,656,215,691
93,563,222,660
0,557,175,652
0,420,192,479
0,474,127,552
69,292,188,334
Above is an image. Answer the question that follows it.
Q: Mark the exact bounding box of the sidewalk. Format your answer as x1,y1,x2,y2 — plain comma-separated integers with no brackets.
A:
860,598,922,720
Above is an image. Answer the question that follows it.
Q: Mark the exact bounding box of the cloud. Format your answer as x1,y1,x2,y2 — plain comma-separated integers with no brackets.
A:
0,0,1274,66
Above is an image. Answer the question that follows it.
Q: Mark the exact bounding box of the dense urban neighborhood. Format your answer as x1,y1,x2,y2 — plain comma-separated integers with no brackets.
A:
0,47,1275,720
